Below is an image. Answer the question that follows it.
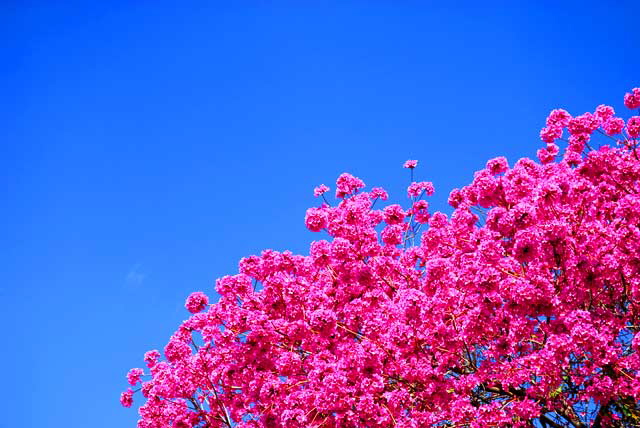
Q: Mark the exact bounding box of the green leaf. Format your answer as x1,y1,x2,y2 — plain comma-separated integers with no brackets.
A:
549,385,562,398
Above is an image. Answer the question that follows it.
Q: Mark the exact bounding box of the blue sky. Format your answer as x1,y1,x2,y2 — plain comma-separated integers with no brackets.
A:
2,2,639,427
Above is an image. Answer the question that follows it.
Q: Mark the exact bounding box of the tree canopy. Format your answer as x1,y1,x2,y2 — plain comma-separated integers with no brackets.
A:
123,88,640,427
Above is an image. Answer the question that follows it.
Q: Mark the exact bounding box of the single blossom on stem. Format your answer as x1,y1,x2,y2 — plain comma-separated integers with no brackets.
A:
403,159,418,169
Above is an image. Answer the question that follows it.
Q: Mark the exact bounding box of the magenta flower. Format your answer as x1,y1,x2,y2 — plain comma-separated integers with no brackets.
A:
143,350,160,368
539,125,562,143
335,173,365,198
603,117,625,135
627,116,640,138
624,87,640,109
313,184,330,197
407,181,435,198
184,291,208,314
545,108,571,127
119,388,133,408
370,187,388,200
304,207,328,232
403,159,418,169
126,368,144,386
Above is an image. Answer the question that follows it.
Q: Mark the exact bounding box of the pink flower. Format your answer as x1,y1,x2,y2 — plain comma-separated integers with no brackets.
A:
127,368,144,386
330,237,353,260
594,104,615,121
313,184,330,197
602,117,625,135
568,113,599,135
564,150,582,166
539,126,562,143
411,200,430,223
632,332,640,353
448,188,464,208
120,388,134,408
624,87,640,109
143,350,161,368
383,204,406,225
305,207,328,232
335,173,365,198
486,156,509,175
537,143,558,165
545,108,571,127
141,381,153,398
627,116,640,138
513,231,539,262
309,240,331,267
429,211,448,228
370,187,388,200
403,160,418,169
381,224,404,245
407,181,435,198
164,337,191,363
568,133,589,153
185,291,209,314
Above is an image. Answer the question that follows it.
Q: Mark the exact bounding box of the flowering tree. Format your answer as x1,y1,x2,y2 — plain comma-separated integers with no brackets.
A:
122,88,640,427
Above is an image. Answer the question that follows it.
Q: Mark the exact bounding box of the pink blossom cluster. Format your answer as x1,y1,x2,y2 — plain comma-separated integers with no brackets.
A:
313,184,329,197
185,291,209,314
403,160,418,169
624,88,640,109
123,88,640,427
537,88,640,169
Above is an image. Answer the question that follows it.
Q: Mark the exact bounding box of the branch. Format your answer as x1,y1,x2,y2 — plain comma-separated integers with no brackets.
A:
539,414,567,428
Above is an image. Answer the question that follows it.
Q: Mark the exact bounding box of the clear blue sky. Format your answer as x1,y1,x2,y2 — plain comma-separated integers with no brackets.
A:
2,2,638,427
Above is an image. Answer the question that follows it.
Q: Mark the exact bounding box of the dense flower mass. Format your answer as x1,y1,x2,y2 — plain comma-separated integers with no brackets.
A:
123,88,640,427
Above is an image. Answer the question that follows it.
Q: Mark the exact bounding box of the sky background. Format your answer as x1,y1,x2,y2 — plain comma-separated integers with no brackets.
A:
2,2,639,427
